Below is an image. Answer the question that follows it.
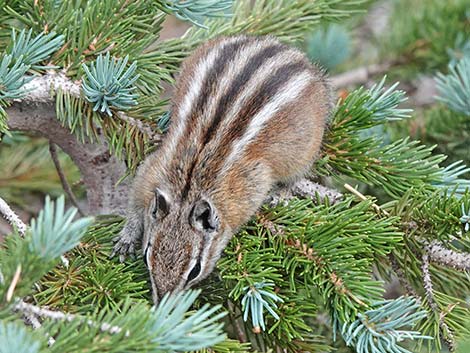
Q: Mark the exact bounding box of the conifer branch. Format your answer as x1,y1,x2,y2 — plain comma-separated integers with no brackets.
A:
160,0,233,28
241,282,283,332
0,196,26,236
81,53,139,116
436,56,470,115
287,237,367,307
8,29,64,69
0,321,42,353
425,241,470,271
341,297,430,353
422,252,456,351
227,300,247,343
14,300,127,336
15,71,158,141
22,309,42,330
290,179,343,204
6,102,130,215
388,253,419,297
267,178,343,207
116,111,161,142
18,71,81,103
0,54,30,100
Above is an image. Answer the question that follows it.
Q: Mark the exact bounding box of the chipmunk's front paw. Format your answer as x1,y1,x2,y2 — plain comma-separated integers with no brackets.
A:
111,232,137,263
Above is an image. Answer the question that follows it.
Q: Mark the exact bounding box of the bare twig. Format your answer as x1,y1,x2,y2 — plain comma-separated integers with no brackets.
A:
425,240,470,271
18,71,81,103
6,265,22,302
18,71,158,140
421,253,437,311
290,179,343,203
15,301,128,336
227,300,247,343
49,142,86,216
330,62,395,89
116,111,161,142
388,253,419,297
0,197,27,236
421,253,456,351
22,310,42,329
343,183,390,216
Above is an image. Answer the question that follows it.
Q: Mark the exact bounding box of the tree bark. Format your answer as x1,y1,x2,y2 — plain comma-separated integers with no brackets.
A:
6,101,129,215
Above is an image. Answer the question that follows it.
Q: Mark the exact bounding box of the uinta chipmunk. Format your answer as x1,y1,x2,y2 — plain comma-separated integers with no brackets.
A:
112,35,331,303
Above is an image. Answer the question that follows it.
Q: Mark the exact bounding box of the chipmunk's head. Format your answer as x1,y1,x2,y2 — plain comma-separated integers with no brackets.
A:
143,188,228,304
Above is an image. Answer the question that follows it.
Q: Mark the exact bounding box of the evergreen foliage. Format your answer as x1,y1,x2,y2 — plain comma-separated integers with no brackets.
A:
159,0,233,28
341,297,431,353
0,54,30,100
436,56,470,116
0,1,469,352
305,24,351,72
382,0,470,74
0,321,41,353
82,53,139,116
241,282,284,331
8,29,64,69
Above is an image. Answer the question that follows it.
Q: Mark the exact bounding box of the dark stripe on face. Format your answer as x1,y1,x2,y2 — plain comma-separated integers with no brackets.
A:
201,43,286,144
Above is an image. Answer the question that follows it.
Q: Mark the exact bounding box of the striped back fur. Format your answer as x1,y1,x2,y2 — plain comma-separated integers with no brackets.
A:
158,35,330,222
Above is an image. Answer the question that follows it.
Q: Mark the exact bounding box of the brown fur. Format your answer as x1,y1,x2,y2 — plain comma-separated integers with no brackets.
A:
113,35,332,303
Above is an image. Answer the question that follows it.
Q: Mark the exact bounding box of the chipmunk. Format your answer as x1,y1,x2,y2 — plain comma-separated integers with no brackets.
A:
112,35,332,304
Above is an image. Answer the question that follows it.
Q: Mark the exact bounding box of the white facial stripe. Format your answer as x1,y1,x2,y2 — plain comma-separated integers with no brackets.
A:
167,36,245,159
222,71,313,172
145,244,152,268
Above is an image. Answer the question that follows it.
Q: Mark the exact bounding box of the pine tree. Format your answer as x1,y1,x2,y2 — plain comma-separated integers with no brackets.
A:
0,1,469,352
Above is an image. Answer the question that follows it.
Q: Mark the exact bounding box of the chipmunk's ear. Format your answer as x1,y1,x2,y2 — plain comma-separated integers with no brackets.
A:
151,188,170,219
190,199,219,233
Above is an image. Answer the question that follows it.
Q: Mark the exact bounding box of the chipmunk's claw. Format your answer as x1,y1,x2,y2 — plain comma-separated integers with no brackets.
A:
111,233,137,262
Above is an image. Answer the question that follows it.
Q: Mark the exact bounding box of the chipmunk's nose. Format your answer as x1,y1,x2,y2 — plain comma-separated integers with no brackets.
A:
153,277,183,304
152,288,160,306
153,285,167,305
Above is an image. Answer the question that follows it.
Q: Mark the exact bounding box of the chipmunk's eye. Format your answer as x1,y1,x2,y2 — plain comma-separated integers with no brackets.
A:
187,262,201,283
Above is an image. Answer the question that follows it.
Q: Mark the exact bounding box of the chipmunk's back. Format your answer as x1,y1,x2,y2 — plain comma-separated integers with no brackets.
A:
156,36,331,227
154,36,331,226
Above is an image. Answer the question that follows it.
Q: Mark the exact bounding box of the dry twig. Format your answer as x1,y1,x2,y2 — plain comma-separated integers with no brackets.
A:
49,142,86,216
330,62,394,88
6,265,22,302
343,183,390,216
